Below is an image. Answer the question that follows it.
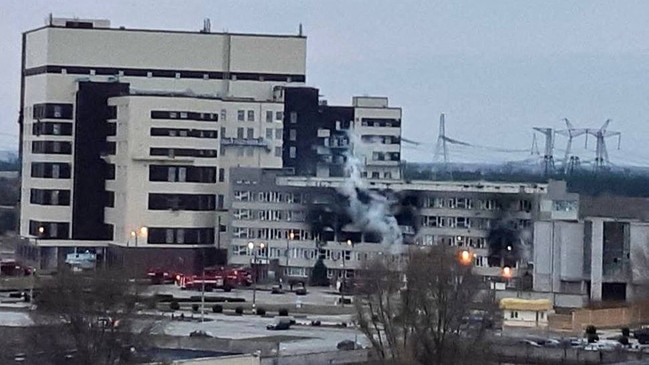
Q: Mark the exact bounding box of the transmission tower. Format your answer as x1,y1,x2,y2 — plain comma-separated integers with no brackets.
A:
433,113,449,166
532,127,555,175
555,118,588,174
585,119,621,171
530,134,540,155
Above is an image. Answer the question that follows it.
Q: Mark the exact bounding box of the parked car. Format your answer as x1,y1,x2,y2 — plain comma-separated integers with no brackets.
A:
294,284,308,296
189,330,213,338
337,340,357,351
634,328,649,345
267,317,293,331
271,285,285,294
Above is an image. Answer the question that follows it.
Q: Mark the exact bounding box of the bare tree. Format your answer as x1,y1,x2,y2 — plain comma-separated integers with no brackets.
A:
355,246,495,365
27,267,162,365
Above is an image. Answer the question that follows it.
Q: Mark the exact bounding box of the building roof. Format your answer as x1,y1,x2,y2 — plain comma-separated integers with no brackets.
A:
580,195,649,221
499,298,552,311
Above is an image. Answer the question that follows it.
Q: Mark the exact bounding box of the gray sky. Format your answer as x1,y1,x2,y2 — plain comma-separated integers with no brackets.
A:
2,1,649,166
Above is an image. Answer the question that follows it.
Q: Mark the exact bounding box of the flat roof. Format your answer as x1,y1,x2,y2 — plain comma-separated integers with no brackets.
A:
276,176,548,194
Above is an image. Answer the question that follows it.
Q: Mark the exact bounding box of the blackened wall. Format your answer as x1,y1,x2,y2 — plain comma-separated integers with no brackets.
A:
283,87,354,177
72,82,129,240
283,87,320,176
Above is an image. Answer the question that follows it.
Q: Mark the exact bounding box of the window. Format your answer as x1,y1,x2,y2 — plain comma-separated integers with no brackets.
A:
510,311,519,319
247,128,254,139
289,146,296,158
237,128,244,139
275,128,283,139
218,168,225,182
289,129,297,141
384,172,392,179
275,147,282,157
290,112,297,124
237,110,245,121
275,111,283,121
220,109,227,121
266,111,273,123
371,172,380,179
247,110,255,121
148,194,216,211
217,194,224,210
266,128,273,139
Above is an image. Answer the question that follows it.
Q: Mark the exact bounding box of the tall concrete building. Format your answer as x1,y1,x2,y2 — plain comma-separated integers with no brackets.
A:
533,195,649,308
18,17,306,271
282,88,402,180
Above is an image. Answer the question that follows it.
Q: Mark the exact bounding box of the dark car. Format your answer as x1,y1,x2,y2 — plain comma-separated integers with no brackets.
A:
294,284,308,296
271,285,285,294
189,330,213,338
337,340,357,351
633,328,649,344
267,317,293,331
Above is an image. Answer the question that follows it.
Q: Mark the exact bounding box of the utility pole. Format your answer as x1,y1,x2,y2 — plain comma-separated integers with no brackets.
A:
532,127,555,175
585,119,621,172
555,118,587,174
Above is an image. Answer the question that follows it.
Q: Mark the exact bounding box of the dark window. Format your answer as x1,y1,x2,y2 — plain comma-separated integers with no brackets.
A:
107,123,117,136
150,128,217,139
106,191,115,208
217,194,224,210
106,164,115,180
360,118,401,128
148,193,216,211
218,168,225,182
107,105,117,119
32,122,73,136
150,110,218,122
31,162,71,178
104,142,116,155
65,21,93,29
149,165,216,183
150,148,217,158
30,189,70,206
33,103,73,120
147,227,215,245
32,141,72,154
28,220,70,239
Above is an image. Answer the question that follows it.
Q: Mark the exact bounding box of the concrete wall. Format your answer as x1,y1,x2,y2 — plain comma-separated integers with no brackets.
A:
147,354,261,365
260,349,369,365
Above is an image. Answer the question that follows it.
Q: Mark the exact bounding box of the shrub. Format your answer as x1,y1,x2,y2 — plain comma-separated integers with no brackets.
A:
212,304,223,313
169,301,180,311
278,308,289,316
585,325,597,335
622,327,630,337
256,307,266,316
235,306,244,315
192,304,199,312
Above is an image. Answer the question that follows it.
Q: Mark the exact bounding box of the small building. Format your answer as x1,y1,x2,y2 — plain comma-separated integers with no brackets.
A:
500,298,552,328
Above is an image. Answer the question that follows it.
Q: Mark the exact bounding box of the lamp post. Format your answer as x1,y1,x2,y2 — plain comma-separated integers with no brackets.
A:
285,231,294,281
340,239,353,307
248,241,265,311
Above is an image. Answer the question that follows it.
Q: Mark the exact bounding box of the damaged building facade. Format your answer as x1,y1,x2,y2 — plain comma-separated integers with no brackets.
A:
534,195,649,308
227,167,573,282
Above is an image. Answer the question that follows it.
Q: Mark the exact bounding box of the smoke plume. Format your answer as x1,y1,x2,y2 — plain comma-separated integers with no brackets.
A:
339,128,403,254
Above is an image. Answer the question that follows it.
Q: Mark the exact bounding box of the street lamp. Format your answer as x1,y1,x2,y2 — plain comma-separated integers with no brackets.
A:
340,239,353,307
248,241,265,311
129,226,148,247
458,249,473,266
285,231,295,281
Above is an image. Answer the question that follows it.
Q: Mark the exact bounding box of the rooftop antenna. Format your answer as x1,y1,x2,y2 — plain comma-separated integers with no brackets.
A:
298,23,303,36
201,18,211,33
585,119,621,171
532,127,555,175
433,113,449,166
555,118,588,174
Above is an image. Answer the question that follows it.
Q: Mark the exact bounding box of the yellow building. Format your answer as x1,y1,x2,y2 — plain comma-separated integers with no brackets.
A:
500,298,552,328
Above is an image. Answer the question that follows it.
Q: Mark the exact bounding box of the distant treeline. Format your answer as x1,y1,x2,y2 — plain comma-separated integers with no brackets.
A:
403,163,649,198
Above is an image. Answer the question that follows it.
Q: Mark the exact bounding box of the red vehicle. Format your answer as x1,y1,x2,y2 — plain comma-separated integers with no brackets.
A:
1,260,34,277
176,271,232,292
223,267,253,287
146,268,176,285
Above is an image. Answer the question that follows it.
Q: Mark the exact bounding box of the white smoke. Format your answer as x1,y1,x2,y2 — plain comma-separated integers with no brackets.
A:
339,128,403,254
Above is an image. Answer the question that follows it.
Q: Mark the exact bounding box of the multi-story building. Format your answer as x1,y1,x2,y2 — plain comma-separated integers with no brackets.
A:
228,167,571,283
18,17,306,271
534,195,649,308
283,88,402,179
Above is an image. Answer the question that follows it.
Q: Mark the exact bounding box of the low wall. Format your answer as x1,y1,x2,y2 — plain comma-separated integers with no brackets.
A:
149,335,277,357
261,349,370,365
552,300,649,332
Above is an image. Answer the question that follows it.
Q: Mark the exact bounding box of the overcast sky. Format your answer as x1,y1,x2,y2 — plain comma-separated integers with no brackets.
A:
2,1,649,166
